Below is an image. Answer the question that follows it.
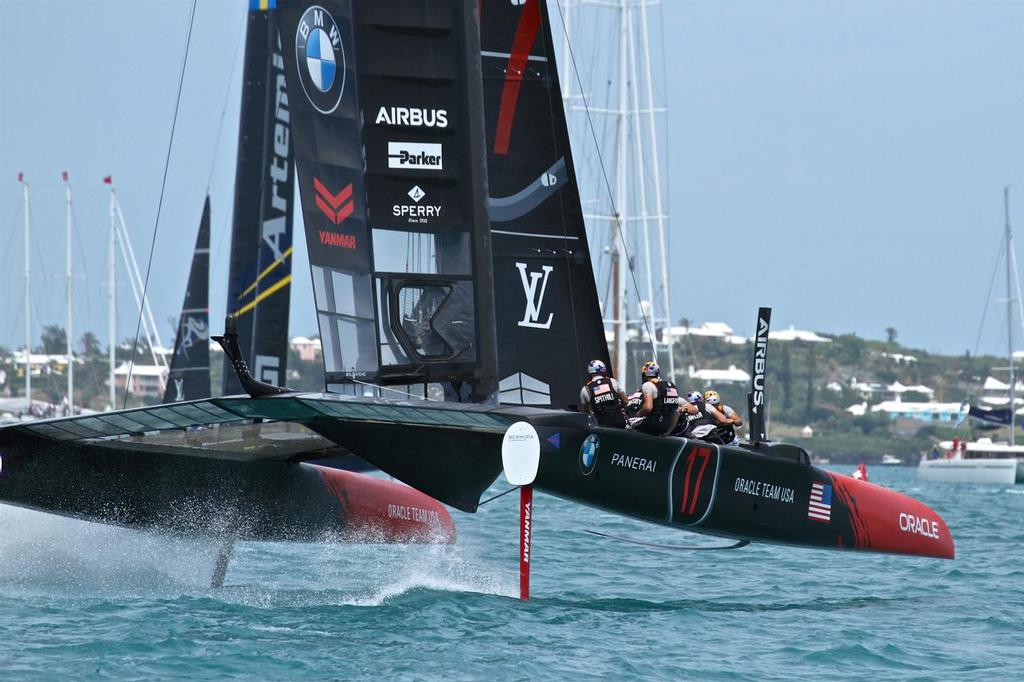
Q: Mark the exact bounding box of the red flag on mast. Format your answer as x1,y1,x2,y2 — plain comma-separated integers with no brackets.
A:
103,175,112,185
61,171,69,182
17,172,23,183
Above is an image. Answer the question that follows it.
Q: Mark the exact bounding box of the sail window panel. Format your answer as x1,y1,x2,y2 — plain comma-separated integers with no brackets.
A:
321,314,378,376
166,403,222,425
42,420,98,438
72,417,125,437
372,229,470,275
98,412,156,434
312,263,379,377
397,285,454,358
24,423,80,441
192,401,240,423
128,411,179,431
430,280,477,363
216,397,316,421
143,407,195,428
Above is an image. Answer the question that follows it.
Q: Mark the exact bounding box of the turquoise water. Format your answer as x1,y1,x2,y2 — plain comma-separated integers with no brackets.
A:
0,467,1021,680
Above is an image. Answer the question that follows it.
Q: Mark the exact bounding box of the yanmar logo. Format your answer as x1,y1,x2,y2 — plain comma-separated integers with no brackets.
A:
314,178,354,225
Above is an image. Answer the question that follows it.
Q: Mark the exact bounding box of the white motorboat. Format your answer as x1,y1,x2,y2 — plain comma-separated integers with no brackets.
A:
918,439,1024,485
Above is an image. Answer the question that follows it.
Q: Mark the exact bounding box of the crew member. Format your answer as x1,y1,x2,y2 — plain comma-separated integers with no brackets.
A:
580,359,628,428
624,386,643,419
632,361,680,436
672,391,710,437
703,390,743,444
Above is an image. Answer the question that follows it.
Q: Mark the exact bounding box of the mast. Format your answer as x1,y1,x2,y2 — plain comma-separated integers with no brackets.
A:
64,172,74,415
108,183,117,410
1006,186,1016,445
612,0,629,382
21,175,31,410
638,0,675,380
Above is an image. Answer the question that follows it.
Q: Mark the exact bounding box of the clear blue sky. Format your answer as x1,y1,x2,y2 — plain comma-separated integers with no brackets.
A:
2,0,1023,358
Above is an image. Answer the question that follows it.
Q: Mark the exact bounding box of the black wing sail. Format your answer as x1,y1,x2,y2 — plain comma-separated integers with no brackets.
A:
163,196,211,403
480,0,610,408
276,0,498,399
223,4,296,394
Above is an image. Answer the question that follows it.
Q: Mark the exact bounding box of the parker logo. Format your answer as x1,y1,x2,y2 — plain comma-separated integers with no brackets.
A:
515,262,554,329
388,142,443,170
314,178,354,225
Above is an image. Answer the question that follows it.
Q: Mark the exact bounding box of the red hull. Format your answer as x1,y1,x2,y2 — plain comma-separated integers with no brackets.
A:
313,466,456,544
829,473,954,559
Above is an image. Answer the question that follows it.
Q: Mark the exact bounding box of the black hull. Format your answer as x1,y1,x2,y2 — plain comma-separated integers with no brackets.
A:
0,429,453,543
525,422,953,559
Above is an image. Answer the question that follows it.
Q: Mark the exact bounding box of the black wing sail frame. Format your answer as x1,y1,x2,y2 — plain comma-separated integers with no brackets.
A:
163,196,212,403
480,0,610,408
223,5,296,394
276,0,498,399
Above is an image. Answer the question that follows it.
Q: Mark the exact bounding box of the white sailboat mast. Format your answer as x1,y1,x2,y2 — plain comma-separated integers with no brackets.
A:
64,173,74,414
108,185,118,410
1005,186,1016,445
611,0,630,383
638,0,675,380
21,176,31,409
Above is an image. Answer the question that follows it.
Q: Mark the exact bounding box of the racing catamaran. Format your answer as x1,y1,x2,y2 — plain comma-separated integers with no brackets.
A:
0,0,952,595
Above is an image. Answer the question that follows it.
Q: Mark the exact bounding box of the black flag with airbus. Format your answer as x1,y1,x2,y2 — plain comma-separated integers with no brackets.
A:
747,307,772,443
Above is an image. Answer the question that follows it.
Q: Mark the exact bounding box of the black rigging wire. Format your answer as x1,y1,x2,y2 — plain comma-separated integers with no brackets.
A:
123,0,199,408
553,0,657,348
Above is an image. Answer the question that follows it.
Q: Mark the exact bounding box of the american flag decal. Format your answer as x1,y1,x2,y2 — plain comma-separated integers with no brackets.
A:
593,383,611,395
808,482,832,523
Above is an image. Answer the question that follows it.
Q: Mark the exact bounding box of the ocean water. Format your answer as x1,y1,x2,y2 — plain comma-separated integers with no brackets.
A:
0,466,1020,680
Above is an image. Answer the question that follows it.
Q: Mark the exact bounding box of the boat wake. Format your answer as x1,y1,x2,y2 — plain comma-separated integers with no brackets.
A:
0,506,220,595
0,505,515,605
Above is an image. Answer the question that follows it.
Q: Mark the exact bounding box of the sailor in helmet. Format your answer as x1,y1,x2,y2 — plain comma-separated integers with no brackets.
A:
701,389,743,444
580,359,628,428
631,361,680,436
671,390,711,437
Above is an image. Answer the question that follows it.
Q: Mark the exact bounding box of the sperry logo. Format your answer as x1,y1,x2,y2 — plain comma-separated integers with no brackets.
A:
314,178,354,225
515,263,554,330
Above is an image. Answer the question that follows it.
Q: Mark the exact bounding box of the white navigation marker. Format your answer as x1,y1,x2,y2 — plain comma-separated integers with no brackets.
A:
501,421,540,486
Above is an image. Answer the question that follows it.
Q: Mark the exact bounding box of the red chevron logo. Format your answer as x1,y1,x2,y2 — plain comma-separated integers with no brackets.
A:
314,178,354,225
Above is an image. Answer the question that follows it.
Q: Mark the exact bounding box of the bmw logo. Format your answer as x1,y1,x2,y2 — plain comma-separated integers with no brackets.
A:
295,5,346,114
579,434,599,476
